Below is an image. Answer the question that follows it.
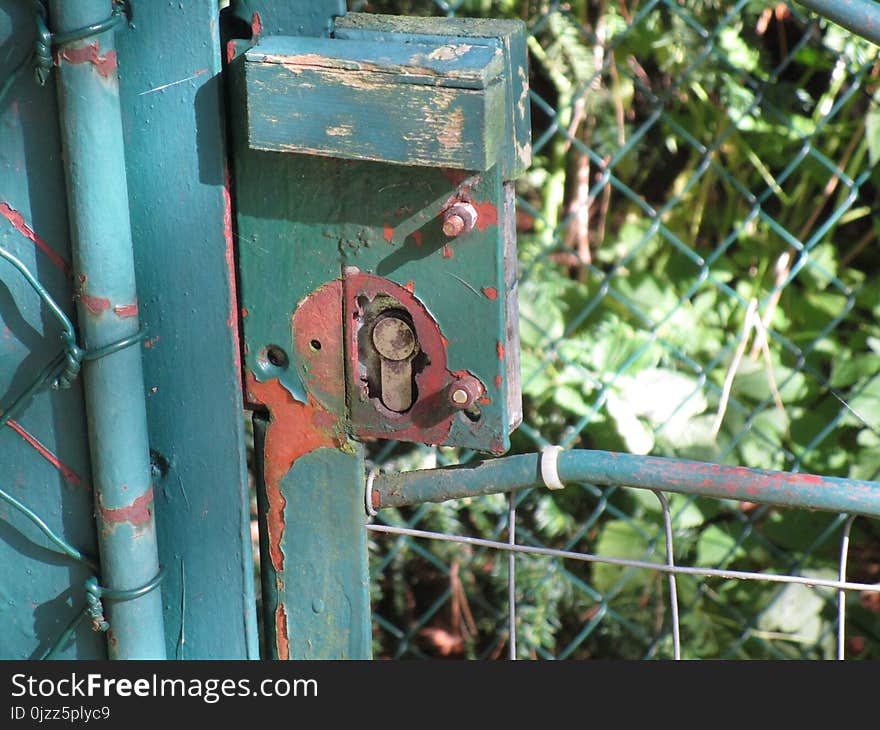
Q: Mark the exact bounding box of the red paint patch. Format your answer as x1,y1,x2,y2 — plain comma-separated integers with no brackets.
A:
495,374,503,389
144,335,160,349
0,202,70,274
472,199,499,231
275,604,289,660
497,341,505,359
478,397,492,405
113,301,138,318
241,307,249,318
80,293,111,315
383,224,394,243
99,487,154,527
223,164,243,376
482,287,498,301
403,281,415,293
57,43,117,78
6,420,83,488
251,11,263,37
440,335,450,347
442,245,453,258
246,373,342,573
412,230,423,247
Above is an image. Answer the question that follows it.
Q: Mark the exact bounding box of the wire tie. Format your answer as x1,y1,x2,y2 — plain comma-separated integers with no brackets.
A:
365,469,379,517
83,567,165,633
540,445,565,490
33,1,131,86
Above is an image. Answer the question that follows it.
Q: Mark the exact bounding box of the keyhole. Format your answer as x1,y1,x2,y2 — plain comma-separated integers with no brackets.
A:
371,315,417,412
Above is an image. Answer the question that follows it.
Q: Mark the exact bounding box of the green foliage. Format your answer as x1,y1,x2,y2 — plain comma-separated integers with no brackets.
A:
362,0,880,659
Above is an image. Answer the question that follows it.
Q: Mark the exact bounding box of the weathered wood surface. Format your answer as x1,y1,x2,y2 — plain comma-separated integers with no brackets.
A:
245,36,506,170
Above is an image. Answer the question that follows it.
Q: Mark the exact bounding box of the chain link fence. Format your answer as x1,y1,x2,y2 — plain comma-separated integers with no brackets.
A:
356,0,880,659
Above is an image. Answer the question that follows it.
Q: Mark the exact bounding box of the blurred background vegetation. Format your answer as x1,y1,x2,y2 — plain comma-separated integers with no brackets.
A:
339,0,880,659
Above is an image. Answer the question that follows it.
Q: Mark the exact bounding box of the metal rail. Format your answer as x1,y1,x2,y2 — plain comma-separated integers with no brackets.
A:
371,449,880,518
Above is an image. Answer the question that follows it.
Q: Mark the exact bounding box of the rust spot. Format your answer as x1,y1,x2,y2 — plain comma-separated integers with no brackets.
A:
275,604,289,660
403,280,415,293
223,164,244,377
241,307,249,318
144,335,160,349
497,341,505,359
80,293,111,315
383,224,394,243
0,202,70,274
412,230,423,247
490,439,506,455
292,280,346,414
57,43,117,78
251,11,263,37
478,396,492,405
247,373,342,573
442,245,453,258
371,488,381,510
7,420,83,488
482,287,498,301
226,40,237,64
494,374,503,389
439,169,470,187
113,301,138,318
440,335,450,347
99,487,154,527
472,200,499,231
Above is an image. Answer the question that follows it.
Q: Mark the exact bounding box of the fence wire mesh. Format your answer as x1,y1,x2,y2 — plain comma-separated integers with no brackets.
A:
354,0,880,659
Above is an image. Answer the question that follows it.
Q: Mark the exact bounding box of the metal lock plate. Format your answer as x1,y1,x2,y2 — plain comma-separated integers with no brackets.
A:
234,17,529,454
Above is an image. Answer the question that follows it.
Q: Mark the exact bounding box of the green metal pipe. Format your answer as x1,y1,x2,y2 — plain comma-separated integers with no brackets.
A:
372,450,880,518
50,0,166,659
795,0,880,46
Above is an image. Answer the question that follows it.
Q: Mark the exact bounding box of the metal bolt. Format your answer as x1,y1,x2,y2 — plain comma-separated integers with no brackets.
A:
451,388,470,405
442,202,478,238
447,373,483,409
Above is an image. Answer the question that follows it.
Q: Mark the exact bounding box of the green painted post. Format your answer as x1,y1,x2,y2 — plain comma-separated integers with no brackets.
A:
49,0,165,659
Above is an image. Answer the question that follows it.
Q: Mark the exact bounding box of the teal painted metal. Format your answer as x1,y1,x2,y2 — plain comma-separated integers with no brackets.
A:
116,0,258,660
334,13,532,180
229,0,345,38
0,0,102,660
254,428,371,660
245,35,507,170
49,0,165,659
371,450,880,518
795,0,880,46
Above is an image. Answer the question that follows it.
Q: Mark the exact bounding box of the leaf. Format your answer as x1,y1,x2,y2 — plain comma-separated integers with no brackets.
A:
831,353,880,388
592,519,654,594
696,524,745,567
865,90,880,167
840,375,880,432
605,391,654,455
757,570,836,649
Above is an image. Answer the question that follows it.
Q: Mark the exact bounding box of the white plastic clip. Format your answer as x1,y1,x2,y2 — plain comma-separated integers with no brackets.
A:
541,445,565,490
365,469,379,517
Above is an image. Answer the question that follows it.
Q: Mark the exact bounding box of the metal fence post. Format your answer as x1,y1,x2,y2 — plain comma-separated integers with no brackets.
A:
49,0,166,659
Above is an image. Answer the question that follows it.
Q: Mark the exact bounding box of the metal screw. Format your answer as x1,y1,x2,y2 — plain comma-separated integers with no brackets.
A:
447,373,483,409
442,202,478,238
451,388,470,405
